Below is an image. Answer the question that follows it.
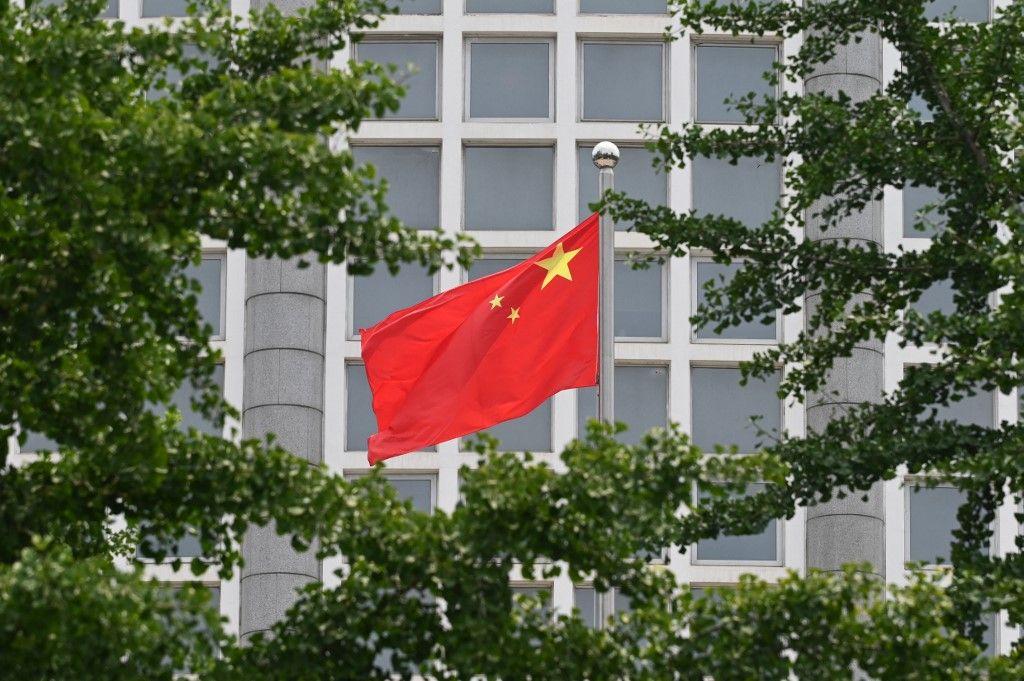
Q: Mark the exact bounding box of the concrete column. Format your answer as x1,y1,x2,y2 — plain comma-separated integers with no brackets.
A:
238,0,325,642
239,256,325,641
803,17,885,578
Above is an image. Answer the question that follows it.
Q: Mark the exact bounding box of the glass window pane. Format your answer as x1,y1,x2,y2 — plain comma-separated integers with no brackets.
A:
42,0,118,16
467,257,523,281
186,257,223,337
467,0,553,11
469,42,550,119
464,147,554,230
478,400,552,452
907,485,967,564
693,155,780,230
390,0,442,13
357,42,438,120
137,529,203,559
352,263,433,334
21,431,58,453
147,44,213,101
582,43,664,121
932,390,993,427
511,585,552,616
924,0,990,22
352,146,440,230
695,482,778,562
580,0,666,13
574,586,598,628
577,386,597,439
388,477,434,514
908,91,935,121
141,0,212,16
909,278,955,317
346,365,375,451
694,261,777,340
165,364,225,436
617,366,668,445
695,45,777,123
577,145,666,228
691,367,781,452
616,260,663,338
903,185,946,237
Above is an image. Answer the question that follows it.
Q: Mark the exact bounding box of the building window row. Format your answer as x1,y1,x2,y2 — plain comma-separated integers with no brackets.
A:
356,38,778,124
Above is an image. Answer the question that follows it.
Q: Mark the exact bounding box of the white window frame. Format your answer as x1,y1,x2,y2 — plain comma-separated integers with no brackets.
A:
689,153,785,233
689,479,785,567
903,476,994,569
354,37,443,122
577,39,668,123
349,141,444,235
615,253,669,343
572,584,631,629
464,37,556,123
198,250,228,342
691,39,781,126
345,264,440,340
346,472,439,515
689,256,782,345
460,143,557,232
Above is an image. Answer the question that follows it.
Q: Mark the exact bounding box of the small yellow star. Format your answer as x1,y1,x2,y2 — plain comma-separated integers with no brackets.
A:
535,241,582,290
489,294,504,309
507,307,521,324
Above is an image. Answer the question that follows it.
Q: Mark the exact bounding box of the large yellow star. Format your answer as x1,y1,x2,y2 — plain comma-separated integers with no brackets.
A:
507,307,520,324
489,294,504,309
534,242,582,290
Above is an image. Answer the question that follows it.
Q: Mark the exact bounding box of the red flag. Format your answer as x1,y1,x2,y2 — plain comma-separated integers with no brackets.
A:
360,214,599,463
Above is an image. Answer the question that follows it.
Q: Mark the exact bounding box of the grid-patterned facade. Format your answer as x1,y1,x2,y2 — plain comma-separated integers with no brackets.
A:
8,0,1020,653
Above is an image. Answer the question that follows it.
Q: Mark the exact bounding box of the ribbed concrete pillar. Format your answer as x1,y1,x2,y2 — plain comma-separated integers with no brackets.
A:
239,254,325,642
803,12,885,578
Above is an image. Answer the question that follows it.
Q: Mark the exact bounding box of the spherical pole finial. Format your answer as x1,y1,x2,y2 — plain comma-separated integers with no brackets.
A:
592,141,620,169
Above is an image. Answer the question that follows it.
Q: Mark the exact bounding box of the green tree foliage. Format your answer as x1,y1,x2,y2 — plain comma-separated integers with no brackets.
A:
2,0,1023,679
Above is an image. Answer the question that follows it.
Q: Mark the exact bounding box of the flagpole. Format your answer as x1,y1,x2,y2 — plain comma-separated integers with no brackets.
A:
592,141,619,425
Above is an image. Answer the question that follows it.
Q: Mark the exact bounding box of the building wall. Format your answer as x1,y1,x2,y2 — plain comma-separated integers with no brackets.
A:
6,0,1019,655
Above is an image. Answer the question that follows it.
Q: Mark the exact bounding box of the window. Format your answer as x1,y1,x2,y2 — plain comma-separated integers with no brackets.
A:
41,0,118,17
159,364,225,436
20,431,58,454
346,364,375,452
903,185,946,238
186,255,224,339
908,91,936,122
137,529,203,560
574,586,632,629
924,0,990,22
615,260,664,339
467,0,553,12
352,146,441,230
694,44,777,124
163,584,221,669
692,155,781,230
511,585,553,617
908,279,955,318
691,367,781,452
461,257,554,451
693,482,780,563
356,41,440,120
580,0,666,13
346,368,437,453
350,263,434,336
930,389,993,427
146,44,214,101
467,41,552,120
386,476,436,514
906,483,970,565
142,0,215,17
390,0,442,13
464,147,554,231
693,260,777,341
581,42,664,122
577,145,667,228
577,366,669,445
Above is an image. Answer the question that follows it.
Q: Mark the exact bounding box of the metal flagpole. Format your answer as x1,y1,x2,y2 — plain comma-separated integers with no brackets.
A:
592,141,619,424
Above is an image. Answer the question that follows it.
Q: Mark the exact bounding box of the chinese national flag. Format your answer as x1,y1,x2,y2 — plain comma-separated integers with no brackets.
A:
360,214,599,463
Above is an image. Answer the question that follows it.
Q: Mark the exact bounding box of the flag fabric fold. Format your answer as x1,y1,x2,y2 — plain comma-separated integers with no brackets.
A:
360,214,600,463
